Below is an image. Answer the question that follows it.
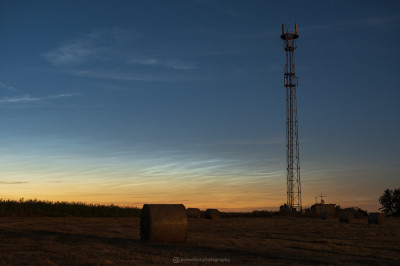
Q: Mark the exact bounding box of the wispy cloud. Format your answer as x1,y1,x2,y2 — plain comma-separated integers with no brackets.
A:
128,58,160,66
127,57,195,70
223,138,310,146
74,69,196,82
0,181,28,184
44,42,96,66
194,0,249,20
167,60,195,70
0,81,16,90
0,95,41,104
245,14,400,40
75,70,157,82
44,27,196,79
345,14,400,27
0,93,81,105
43,27,127,66
302,14,400,32
47,93,82,99
223,139,285,145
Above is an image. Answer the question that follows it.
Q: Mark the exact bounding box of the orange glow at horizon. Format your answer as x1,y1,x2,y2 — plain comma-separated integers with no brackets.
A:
0,147,390,213
0,175,383,212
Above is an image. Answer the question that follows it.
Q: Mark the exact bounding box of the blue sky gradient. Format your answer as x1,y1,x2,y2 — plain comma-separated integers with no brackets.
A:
0,0,399,211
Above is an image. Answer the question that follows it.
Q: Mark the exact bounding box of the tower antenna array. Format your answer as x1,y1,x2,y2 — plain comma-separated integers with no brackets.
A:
281,24,302,213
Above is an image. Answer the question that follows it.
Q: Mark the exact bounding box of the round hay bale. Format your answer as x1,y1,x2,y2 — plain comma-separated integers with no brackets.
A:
186,208,201,219
368,212,385,225
140,204,188,243
204,209,220,219
339,212,354,223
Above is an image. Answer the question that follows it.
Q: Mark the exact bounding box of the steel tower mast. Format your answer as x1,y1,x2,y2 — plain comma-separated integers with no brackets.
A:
281,24,302,213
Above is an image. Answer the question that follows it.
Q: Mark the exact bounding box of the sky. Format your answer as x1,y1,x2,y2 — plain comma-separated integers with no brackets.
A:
0,0,399,212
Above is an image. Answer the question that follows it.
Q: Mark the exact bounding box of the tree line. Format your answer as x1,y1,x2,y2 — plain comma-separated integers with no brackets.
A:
0,198,140,217
379,188,400,217
0,188,398,217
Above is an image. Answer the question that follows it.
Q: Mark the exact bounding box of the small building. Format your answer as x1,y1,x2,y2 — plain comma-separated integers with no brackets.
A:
311,203,336,218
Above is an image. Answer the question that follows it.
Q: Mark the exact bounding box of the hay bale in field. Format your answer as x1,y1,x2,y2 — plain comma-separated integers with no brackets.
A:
341,207,367,218
140,204,188,244
339,212,354,223
204,209,220,219
368,212,385,225
186,208,201,219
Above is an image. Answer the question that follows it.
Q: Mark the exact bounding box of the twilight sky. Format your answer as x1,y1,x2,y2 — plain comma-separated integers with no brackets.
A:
0,0,399,211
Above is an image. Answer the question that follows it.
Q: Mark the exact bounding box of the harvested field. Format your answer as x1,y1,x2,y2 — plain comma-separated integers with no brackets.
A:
0,216,399,265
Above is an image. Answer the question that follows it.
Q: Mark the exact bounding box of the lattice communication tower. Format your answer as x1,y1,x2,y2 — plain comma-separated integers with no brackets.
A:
281,24,302,212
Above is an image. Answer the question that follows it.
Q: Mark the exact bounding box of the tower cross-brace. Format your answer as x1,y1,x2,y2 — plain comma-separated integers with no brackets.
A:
281,24,302,213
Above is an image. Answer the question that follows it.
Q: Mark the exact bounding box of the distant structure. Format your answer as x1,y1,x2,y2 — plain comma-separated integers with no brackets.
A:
281,24,302,213
311,194,336,218
311,203,336,219
319,193,326,204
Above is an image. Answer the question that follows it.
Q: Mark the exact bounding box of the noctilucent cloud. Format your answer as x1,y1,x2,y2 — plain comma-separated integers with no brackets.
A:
0,0,399,211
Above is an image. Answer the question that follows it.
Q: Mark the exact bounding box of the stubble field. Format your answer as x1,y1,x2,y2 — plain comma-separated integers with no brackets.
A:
0,216,399,265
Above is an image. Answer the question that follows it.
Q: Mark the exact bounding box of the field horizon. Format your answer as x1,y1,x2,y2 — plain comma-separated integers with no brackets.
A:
0,197,380,215
0,198,376,219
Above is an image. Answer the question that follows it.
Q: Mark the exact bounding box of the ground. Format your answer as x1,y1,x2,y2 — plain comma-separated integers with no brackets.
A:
0,216,399,265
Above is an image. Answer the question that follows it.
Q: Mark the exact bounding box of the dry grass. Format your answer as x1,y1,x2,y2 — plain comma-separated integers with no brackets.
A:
0,216,399,265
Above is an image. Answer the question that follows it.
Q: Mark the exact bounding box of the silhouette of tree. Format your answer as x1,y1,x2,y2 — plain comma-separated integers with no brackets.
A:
379,188,400,217
393,189,400,216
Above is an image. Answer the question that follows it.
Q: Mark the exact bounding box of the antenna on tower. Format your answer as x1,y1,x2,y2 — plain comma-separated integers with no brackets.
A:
319,194,326,204
281,24,301,214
